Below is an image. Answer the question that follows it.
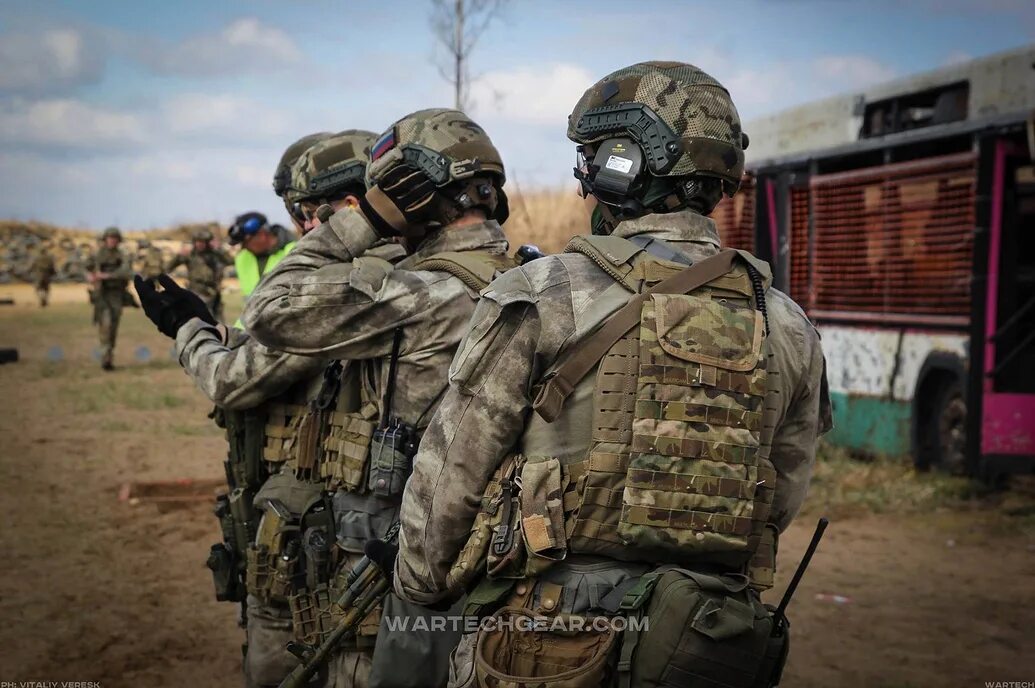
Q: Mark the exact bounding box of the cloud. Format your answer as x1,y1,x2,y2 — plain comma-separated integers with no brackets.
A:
943,50,974,66
469,63,596,124
160,93,295,143
0,98,146,150
140,18,303,77
813,55,897,90
0,27,106,95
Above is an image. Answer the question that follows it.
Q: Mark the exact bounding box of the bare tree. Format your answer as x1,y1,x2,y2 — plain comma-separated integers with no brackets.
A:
430,0,506,111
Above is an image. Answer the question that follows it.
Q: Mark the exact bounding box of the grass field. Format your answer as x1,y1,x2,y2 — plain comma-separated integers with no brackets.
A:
1,283,1034,688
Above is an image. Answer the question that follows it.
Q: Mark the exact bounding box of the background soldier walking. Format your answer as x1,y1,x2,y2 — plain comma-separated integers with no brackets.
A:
85,226,134,370
136,238,165,283
166,228,233,321
30,243,56,307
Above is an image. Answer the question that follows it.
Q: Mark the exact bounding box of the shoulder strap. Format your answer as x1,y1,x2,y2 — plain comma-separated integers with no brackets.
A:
532,249,739,422
413,250,514,291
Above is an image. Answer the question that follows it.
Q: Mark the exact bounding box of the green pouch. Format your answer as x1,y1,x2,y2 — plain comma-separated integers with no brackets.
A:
623,567,780,688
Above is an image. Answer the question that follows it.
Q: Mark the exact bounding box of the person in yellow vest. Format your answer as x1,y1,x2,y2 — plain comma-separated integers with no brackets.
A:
228,212,296,300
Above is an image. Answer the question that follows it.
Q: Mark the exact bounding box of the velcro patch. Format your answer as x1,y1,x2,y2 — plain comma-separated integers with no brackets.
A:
522,514,554,553
371,128,396,161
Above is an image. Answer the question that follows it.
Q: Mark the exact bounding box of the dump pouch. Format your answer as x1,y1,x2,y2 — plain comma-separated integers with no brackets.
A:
473,606,618,688
621,567,779,688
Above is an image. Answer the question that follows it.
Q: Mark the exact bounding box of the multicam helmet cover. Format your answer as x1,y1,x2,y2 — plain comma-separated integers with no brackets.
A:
273,132,333,199
366,108,505,190
288,129,377,203
567,61,747,194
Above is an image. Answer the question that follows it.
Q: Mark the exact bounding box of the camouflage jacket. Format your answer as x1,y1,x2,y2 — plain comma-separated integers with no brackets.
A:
138,247,165,280
241,210,511,435
85,246,133,291
176,322,329,410
32,253,56,281
166,248,233,298
175,241,407,410
395,209,832,605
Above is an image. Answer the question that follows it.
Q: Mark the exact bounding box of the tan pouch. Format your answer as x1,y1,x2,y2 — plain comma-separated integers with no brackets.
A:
447,454,520,594
320,402,378,491
518,457,567,569
474,606,617,688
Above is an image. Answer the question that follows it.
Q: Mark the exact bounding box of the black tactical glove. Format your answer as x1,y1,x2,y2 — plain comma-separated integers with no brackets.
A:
363,538,400,582
359,164,438,238
134,273,217,338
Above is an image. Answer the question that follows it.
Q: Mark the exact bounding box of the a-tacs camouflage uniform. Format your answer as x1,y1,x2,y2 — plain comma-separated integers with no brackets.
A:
394,63,832,688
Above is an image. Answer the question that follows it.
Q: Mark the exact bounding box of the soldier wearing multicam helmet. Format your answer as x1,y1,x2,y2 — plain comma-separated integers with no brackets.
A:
274,131,333,233
389,62,833,688
237,108,517,688
285,129,378,233
85,227,134,370
165,227,233,321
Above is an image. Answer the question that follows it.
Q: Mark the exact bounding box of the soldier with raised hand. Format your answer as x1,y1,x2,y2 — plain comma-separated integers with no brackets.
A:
86,226,134,370
166,228,234,321
239,109,515,688
387,63,833,688
135,130,381,688
31,242,57,307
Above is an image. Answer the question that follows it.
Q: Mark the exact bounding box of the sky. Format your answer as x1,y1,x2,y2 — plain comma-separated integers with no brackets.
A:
0,0,1032,229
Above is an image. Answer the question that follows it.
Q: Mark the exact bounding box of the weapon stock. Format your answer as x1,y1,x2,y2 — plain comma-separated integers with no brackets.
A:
277,523,400,688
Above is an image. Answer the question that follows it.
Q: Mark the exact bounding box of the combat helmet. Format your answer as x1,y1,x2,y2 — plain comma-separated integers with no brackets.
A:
192,228,214,242
102,226,123,241
288,129,378,204
273,132,333,199
366,108,509,232
568,61,749,228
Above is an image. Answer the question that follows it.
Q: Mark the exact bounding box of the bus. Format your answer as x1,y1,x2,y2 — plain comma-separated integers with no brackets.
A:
711,44,1035,479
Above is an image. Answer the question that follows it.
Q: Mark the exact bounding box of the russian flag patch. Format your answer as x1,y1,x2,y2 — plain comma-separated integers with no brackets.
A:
371,128,396,161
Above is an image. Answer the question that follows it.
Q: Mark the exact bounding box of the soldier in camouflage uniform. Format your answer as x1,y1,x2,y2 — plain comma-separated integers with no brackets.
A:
165,228,234,321
238,109,517,688
86,227,134,370
31,243,57,307
136,238,165,284
387,63,833,688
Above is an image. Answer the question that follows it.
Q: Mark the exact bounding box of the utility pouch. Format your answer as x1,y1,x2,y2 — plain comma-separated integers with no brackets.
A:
473,606,618,688
367,418,419,498
518,457,568,572
447,454,520,594
621,568,776,688
206,543,244,602
320,405,378,491
754,609,790,688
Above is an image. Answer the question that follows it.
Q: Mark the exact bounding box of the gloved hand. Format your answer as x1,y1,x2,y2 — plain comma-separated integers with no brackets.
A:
359,164,438,238
134,273,217,338
363,538,400,581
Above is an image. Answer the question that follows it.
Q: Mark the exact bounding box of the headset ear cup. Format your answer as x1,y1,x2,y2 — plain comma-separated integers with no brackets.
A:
493,186,510,225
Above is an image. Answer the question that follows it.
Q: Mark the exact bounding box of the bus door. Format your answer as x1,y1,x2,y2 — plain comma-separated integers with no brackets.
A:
975,136,1035,477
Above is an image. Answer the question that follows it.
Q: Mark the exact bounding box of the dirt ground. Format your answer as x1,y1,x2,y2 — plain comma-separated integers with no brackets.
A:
1,283,1033,688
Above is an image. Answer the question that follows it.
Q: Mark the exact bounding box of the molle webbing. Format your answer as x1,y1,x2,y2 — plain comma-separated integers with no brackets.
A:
263,403,307,463
413,250,514,292
533,249,739,423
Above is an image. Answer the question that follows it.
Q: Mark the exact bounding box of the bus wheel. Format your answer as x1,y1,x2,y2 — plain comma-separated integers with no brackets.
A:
930,380,967,474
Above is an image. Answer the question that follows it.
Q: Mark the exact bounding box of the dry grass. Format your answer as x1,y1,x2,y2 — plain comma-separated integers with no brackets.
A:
504,188,590,254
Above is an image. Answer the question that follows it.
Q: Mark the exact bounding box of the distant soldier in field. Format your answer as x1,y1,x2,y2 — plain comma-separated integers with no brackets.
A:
31,243,57,307
85,227,134,370
136,238,165,284
166,228,234,321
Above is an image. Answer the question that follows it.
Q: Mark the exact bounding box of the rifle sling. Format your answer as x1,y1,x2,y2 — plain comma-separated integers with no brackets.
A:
531,249,738,422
